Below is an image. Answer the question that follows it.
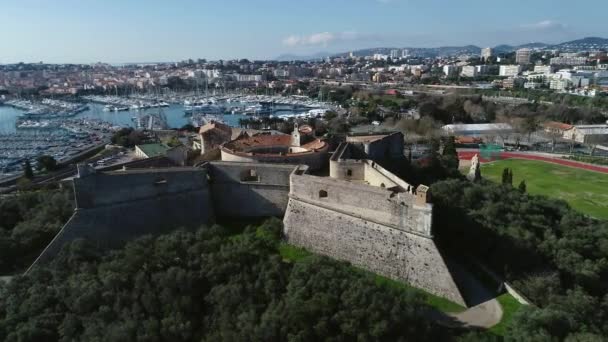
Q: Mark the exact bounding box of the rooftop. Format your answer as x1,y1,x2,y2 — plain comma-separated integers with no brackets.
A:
136,143,170,157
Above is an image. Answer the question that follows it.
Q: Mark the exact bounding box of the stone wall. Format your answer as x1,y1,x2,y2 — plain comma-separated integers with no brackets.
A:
290,173,431,237
29,167,214,269
220,149,328,171
283,198,466,306
204,162,295,218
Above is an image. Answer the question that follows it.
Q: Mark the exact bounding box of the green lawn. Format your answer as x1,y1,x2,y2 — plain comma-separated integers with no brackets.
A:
278,243,466,313
489,293,523,336
481,159,608,220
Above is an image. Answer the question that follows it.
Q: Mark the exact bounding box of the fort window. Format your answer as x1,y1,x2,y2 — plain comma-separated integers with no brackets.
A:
346,169,352,177
380,183,386,188
241,169,260,182
319,190,328,198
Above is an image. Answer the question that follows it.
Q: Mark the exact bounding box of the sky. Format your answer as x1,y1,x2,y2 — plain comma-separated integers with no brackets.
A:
1,0,607,64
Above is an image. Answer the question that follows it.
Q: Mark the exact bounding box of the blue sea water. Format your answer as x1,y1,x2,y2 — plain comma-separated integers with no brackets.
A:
0,103,258,133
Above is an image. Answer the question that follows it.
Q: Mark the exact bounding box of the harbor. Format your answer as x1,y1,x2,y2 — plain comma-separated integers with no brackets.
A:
0,94,333,180
0,117,118,175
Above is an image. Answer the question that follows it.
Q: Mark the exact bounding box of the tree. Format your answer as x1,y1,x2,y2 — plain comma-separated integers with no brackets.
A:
518,180,527,193
23,159,34,179
36,155,57,172
501,168,510,185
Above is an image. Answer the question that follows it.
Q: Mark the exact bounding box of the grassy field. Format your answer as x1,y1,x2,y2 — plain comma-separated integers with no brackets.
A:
481,159,608,220
488,293,523,336
278,243,466,313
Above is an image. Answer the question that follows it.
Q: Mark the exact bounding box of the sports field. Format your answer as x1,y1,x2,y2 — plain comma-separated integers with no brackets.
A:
481,159,608,220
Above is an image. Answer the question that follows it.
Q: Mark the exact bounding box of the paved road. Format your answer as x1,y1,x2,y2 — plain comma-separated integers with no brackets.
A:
431,261,503,329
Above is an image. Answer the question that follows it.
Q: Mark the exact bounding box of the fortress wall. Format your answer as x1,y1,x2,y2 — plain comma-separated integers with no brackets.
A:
289,174,431,236
207,162,295,217
74,168,208,208
283,199,466,306
220,149,327,171
29,170,213,270
329,159,365,180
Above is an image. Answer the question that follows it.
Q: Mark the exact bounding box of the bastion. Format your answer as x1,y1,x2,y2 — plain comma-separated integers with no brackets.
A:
27,136,466,306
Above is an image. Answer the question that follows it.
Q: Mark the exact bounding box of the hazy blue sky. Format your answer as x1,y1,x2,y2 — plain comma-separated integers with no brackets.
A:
1,0,607,63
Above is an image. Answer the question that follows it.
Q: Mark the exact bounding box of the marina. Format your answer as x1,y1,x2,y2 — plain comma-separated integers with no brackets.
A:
0,94,333,178
0,118,119,175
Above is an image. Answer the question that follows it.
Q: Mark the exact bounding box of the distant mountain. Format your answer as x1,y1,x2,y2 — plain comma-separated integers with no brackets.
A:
281,37,607,60
275,52,331,61
554,37,608,50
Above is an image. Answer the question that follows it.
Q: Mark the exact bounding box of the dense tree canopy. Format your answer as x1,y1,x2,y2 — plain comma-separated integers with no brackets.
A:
0,188,73,274
0,219,451,342
432,179,608,340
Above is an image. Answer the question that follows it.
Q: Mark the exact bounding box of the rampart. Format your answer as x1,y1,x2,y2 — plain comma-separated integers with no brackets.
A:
28,162,295,270
29,167,214,269
205,162,294,217
27,159,464,307
283,164,466,306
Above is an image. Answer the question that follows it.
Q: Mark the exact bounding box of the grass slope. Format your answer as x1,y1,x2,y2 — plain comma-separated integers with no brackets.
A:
279,243,466,313
481,159,608,220
488,293,523,336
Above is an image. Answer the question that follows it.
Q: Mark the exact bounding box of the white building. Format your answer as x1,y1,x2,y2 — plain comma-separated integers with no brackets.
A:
516,49,532,65
373,54,389,61
534,65,553,74
442,123,514,136
235,74,263,82
562,124,608,144
390,49,400,59
550,56,588,66
443,65,458,76
550,78,571,91
499,65,522,77
461,66,478,78
273,69,289,78
481,47,493,60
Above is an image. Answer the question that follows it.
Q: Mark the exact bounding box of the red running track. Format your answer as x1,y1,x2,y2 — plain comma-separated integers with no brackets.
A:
457,151,608,174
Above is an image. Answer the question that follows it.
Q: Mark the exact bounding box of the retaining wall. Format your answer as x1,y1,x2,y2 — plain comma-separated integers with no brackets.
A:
283,198,466,306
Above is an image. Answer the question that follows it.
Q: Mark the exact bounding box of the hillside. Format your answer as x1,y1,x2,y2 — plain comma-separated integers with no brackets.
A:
277,37,608,60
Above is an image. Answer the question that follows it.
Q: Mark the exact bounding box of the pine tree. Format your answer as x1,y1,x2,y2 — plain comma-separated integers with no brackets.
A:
518,180,527,193
501,168,509,185
442,136,457,158
23,160,34,179
508,169,514,186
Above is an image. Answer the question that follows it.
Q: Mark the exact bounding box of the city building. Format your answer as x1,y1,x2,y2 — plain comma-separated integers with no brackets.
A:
390,49,400,59
235,74,263,82
475,65,491,75
442,123,514,137
461,66,477,78
534,65,553,74
220,124,329,171
562,124,608,144
481,47,493,60
443,65,458,76
515,48,531,65
550,56,588,66
499,65,522,77
550,78,571,91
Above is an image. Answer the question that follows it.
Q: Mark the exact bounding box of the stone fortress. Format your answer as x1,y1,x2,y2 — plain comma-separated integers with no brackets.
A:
29,132,467,307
